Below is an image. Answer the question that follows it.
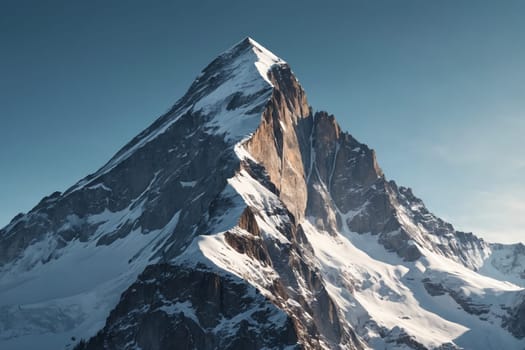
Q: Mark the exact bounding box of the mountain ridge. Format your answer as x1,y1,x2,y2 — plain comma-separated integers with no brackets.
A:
1,38,525,350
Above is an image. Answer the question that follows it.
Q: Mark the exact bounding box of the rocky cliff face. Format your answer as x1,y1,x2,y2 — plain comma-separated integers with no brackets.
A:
74,264,299,350
1,38,524,350
245,62,312,222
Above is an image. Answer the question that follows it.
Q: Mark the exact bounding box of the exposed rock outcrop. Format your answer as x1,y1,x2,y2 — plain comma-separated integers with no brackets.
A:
245,64,312,222
74,264,299,350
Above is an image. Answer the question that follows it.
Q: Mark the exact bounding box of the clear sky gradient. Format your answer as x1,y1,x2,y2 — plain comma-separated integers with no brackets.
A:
1,0,524,243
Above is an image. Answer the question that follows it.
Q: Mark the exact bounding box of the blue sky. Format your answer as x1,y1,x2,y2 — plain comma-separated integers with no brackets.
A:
1,0,524,243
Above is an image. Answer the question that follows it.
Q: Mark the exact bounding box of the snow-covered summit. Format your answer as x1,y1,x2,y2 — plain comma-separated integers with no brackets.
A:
219,36,286,83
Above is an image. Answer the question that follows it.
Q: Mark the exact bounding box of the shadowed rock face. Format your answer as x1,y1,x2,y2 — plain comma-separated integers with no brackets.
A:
74,264,299,350
224,207,272,265
503,293,525,339
0,39,271,268
237,207,261,236
0,110,243,268
422,278,490,315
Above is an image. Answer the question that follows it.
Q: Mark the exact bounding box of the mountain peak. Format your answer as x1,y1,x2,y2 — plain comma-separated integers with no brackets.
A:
4,38,525,350
183,37,287,140
228,36,284,60
217,36,286,85
68,38,289,191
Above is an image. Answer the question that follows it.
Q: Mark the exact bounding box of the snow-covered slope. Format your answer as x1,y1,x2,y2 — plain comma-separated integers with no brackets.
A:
1,37,524,350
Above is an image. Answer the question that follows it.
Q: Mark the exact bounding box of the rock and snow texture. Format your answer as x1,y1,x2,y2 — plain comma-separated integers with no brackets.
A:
1,37,525,350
